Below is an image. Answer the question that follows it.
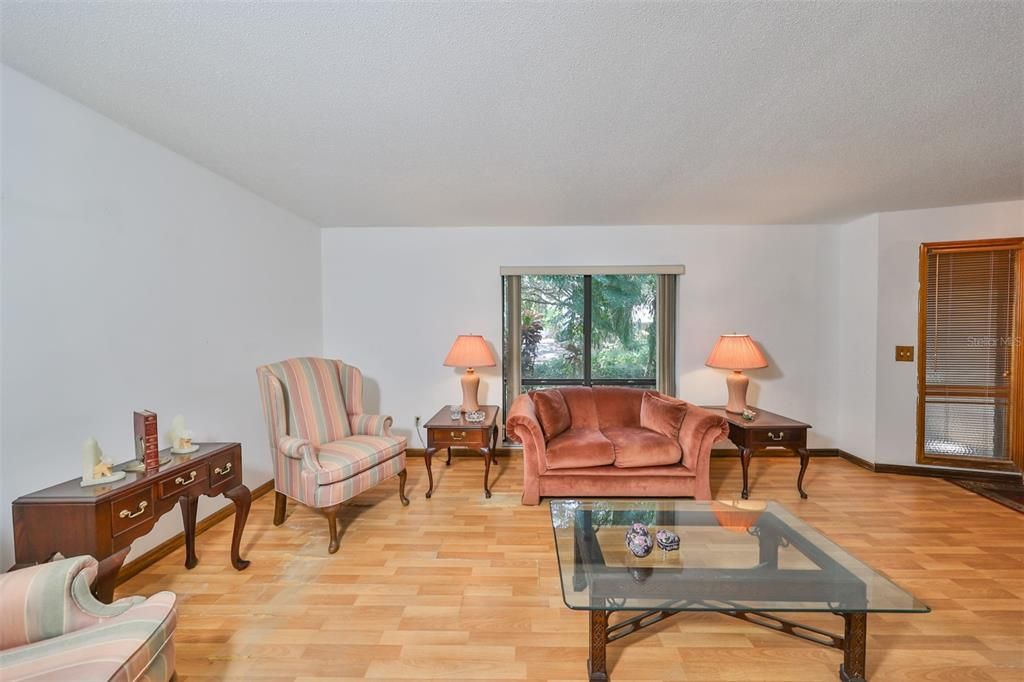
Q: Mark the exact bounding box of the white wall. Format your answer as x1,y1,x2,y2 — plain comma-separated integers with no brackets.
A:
836,214,880,460
322,224,840,449
0,67,322,569
873,200,1024,465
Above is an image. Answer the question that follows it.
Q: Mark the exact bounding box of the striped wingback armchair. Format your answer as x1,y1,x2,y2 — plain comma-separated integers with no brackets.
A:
257,357,409,553
0,556,176,682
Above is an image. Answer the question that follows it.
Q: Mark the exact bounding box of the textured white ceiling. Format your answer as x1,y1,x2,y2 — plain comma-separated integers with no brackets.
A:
2,1,1022,227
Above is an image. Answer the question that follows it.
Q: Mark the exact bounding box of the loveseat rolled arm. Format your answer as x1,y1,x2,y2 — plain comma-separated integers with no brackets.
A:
506,393,548,505
678,405,730,500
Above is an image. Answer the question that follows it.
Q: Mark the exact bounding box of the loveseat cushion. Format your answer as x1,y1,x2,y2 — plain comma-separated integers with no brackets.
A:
605,427,683,468
593,386,645,428
545,429,615,469
531,390,571,440
640,392,688,440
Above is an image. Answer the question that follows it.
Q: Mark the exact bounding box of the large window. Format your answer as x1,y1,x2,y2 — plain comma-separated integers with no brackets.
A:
917,238,1023,472
502,267,681,431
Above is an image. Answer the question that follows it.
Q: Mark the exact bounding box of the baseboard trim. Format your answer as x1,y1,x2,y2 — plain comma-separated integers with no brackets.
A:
407,446,518,457
836,450,1021,483
116,479,274,585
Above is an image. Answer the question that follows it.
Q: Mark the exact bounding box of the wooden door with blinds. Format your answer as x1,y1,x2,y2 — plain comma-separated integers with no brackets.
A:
917,237,1023,472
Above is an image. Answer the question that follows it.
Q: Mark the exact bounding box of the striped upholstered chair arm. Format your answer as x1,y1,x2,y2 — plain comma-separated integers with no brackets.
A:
349,414,394,437
0,556,144,650
277,435,323,471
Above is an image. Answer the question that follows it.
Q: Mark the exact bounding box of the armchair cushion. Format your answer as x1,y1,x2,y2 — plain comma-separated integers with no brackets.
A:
315,435,407,485
265,357,352,444
0,556,176,682
606,426,683,468
640,391,688,441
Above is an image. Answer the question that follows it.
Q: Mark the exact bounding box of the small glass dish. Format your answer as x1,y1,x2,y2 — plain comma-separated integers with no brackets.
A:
449,405,462,421
465,410,485,423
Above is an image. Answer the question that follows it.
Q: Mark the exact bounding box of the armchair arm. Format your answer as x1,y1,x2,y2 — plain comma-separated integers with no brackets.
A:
678,404,730,500
0,556,143,649
277,435,323,473
349,414,394,437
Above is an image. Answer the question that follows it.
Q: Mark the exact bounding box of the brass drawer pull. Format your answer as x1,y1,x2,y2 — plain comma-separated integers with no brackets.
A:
214,462,232,476
175,471,197,485
119,500,148,519
450,431,467,441
767,431,784,441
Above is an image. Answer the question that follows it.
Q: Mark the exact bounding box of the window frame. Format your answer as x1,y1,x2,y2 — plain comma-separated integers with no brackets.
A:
916,237,1024,472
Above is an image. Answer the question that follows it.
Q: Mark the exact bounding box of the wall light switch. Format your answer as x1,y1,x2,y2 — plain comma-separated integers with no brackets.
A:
895,345,914,362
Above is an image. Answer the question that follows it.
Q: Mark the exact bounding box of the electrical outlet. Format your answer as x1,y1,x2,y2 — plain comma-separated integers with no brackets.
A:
895,345,914,362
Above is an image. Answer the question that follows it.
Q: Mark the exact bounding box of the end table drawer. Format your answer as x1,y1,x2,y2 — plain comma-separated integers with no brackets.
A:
208,448,240,489
750,428,805,446
429,428,488,447
158,466,208,499
110,489,154,536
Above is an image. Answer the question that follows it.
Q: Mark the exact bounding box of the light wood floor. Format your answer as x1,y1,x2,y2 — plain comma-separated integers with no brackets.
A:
119,453,1024,681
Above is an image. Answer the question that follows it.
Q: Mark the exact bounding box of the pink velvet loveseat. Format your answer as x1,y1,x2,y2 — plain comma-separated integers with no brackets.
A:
506,387,729,505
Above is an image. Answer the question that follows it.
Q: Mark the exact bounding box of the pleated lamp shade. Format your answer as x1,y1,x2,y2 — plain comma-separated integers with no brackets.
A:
443,335,496,368
705,334,768,370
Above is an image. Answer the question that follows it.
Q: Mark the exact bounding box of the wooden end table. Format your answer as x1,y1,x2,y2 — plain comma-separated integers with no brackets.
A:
424,405,499,499
701,406,812,500
11,442,251,602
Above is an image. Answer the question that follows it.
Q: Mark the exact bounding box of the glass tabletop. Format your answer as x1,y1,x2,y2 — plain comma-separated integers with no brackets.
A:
550,499,929,614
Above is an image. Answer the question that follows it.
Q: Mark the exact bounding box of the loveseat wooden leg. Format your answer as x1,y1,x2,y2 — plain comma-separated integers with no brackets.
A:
273,492,287,526
398,469,410,506
323,504,343,554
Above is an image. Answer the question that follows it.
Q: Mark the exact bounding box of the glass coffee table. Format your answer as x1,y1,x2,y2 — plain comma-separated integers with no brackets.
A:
550,499,929,681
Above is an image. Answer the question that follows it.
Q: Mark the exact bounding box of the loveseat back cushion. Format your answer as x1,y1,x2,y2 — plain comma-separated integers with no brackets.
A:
558,386,600,430
604,427,683,468
530,390,571,441
545,429,616,469
593,386,645,429
640,392,689,440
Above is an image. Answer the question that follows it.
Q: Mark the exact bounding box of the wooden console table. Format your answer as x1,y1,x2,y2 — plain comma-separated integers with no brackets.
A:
11,442,250,602
424,405,499,499
702,407,812,500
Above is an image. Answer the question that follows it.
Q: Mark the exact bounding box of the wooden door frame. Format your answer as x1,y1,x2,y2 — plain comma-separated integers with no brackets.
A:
916,237,1024,472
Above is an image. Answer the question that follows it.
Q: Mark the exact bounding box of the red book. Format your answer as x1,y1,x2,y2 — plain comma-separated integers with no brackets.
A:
134,410,159,473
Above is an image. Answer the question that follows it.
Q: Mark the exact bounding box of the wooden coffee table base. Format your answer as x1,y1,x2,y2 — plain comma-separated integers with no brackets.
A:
587,608,867,681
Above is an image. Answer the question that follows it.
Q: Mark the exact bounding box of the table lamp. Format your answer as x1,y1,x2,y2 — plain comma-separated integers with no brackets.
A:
443,334,496,413
705,334,768,413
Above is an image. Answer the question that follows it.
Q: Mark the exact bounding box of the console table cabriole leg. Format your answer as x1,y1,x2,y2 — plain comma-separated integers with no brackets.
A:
94,546,131,604
224,484,252,570
481,447,493,498
796,447,810,499
424,447,437,498
840,612,867,682
588,610,610,681
178,495,199,569
739,447,753,499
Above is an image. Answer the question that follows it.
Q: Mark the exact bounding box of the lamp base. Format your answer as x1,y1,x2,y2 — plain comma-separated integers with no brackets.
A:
725,371,750,413
460,368,481,413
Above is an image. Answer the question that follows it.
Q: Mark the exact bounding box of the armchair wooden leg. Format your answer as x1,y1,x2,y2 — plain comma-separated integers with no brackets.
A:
323,504,343,554
273,492,287,526
398,469,410,506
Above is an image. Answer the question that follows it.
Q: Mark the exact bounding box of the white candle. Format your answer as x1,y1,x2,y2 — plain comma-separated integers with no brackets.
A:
82,437,101,480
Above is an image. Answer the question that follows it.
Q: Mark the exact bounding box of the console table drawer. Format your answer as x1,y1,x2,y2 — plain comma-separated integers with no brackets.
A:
208,448,240,490
110,489,154,536
429,428,488,447
158,466,208,499
749,428,806,447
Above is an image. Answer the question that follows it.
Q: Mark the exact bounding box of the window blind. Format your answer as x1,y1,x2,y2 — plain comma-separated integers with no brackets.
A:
921,246,1018,461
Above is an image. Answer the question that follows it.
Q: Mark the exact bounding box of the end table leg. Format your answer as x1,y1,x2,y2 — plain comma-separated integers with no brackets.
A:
424,447,436,498
740,447,752,499
94,546,131,604
796,447,810,499
446,446,453,465
482,448,493,499
588,610,609,681
398,469,410,505
840,612,867,682
178,495,199,569
224,484,252,570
